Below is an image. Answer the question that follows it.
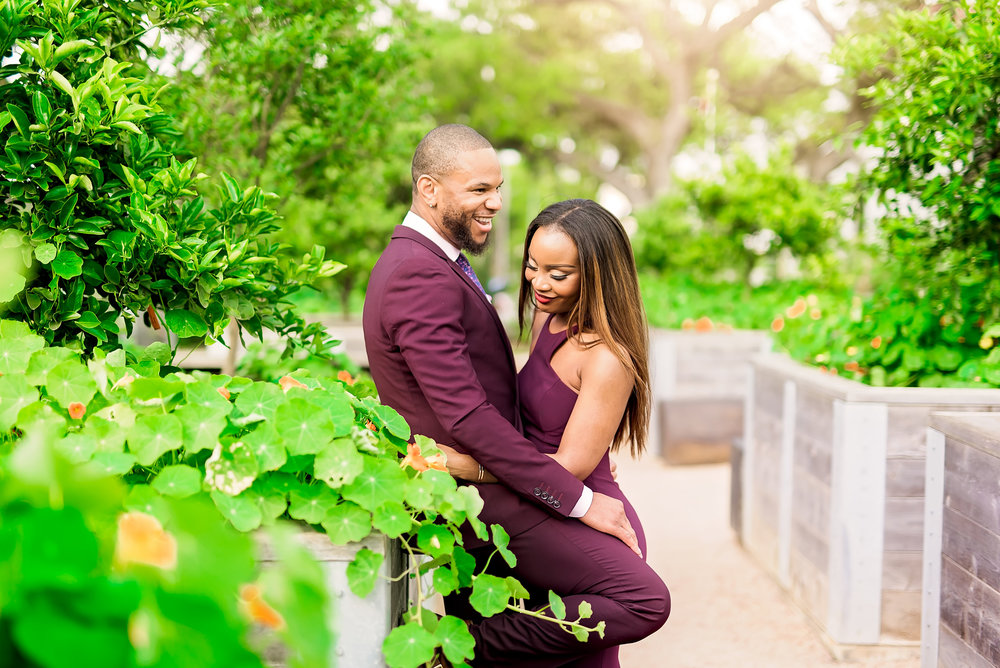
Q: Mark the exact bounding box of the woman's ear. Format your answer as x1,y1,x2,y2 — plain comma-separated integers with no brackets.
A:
416,174,438,208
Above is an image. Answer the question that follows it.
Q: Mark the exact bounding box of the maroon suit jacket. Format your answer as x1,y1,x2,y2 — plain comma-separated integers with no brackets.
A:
363,225,586,542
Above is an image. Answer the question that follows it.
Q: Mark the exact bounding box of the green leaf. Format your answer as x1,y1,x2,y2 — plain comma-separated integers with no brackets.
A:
128,413,184,466
82,417,126,453
341,456,408,512
165,309,208,338
370,403,411,440
576,599,594,620
242,423,287,472
54,432,97,463
48,70,75,99
204,441,258,495
345,547,383,598
416,524,454,559
46,358,98,408
435,615,476,665
6,103,29,136
0,321,46,374
89,451,137,476
320,502,371,544
305,389,356,437
234,381,283,421
174,402,227,454
548,590,567,620
313,437,364,487
34,243,57,264
469,574,510,617
210,490,262,532
491,524,517,568
152,465,203,498
287,483,339,524
51,250,83,278
432,565,459,598
19,507,98,587
24,347,77,385
0,375,39,431
372,502,413,538
275,397,335,455
381,624,437,668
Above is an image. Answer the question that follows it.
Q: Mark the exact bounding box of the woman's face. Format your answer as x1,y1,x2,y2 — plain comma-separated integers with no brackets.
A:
524,226,581,315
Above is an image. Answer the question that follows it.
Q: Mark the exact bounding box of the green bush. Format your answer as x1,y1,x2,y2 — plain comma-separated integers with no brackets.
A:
633,150,842,284
0,429,331,667
0,319,602,667
0,0,340,357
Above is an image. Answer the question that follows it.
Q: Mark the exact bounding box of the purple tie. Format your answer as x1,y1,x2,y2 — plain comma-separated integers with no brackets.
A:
455,253,486,295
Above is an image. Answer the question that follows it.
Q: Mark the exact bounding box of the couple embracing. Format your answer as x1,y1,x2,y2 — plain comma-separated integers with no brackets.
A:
363,124,670,667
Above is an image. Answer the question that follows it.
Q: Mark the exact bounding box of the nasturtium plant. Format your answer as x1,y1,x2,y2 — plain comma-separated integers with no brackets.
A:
0,0,342,359
0,320,605,667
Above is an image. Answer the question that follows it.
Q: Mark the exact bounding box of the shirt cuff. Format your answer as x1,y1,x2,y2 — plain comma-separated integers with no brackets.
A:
568,485,593,518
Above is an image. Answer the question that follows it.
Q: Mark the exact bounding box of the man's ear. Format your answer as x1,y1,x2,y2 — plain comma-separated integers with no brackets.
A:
416,174,438,208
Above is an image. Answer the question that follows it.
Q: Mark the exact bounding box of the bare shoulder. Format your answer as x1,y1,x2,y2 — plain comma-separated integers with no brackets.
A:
579,338,632,388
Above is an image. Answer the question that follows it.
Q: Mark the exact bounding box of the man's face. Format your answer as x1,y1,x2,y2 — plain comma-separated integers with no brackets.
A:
433,148,503,255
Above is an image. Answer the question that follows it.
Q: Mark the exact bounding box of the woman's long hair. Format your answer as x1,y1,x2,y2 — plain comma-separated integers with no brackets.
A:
518,199,650,457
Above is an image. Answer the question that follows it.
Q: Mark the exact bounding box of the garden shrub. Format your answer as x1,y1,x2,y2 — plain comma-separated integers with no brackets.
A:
0,0,340,357
0,319,602,667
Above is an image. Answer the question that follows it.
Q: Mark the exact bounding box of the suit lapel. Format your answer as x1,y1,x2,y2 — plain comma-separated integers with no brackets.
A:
392,226,519,376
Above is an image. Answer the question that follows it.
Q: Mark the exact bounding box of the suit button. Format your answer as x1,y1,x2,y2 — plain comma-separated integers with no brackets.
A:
533,487,541,496
540,492,549,501
553,500,561,509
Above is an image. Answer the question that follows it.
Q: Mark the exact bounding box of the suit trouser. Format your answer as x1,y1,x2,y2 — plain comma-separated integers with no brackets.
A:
462,512,670,667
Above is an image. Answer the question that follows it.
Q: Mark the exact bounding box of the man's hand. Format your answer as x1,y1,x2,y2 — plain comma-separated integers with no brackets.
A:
580,492,642,557
436,443,495,482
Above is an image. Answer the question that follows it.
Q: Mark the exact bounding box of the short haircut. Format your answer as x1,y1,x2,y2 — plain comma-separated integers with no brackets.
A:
411,124,494,189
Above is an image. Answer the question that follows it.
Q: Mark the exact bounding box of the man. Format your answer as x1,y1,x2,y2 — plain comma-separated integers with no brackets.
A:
363,124,669,666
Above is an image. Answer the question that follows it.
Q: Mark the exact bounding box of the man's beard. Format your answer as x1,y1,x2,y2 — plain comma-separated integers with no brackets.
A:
441,207,491,256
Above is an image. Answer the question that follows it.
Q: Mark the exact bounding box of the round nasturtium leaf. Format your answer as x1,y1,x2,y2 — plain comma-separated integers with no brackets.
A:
44,358,98,409
287,483,339,525
321,502,371,545
313,437,364,487
0,321,46,375
382,624,437,668
469,574,509,617
340,455,407,512
372,502,413,539
127,413,184,466
210,490,262,532
51,250,83,278
275,397,334,455
345,547,384,598
0,375,38,431
152,465,203,498
33,242,56,264
241,423,287,472
235,382,283,421
435,615,476,665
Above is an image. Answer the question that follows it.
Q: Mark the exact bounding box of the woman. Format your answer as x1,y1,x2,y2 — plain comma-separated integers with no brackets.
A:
448,198,656,666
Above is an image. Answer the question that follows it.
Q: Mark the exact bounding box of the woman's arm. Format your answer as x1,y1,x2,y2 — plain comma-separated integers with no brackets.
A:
549,343,632,480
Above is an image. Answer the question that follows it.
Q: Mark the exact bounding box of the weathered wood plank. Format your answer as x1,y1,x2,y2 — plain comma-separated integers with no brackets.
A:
945,439,1000,536
941,557,1000,665
941,506,1000,594
884,498,925,552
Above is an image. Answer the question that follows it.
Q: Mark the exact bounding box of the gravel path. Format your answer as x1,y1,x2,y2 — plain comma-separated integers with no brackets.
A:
615,458,921,668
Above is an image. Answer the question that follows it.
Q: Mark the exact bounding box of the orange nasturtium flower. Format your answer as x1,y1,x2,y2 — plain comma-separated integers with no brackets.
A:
400,442,448,473
871,336,882,349
770,316,785,333
115,512,177,570
278,375,307,392
844,361,861,373
68,402,86,420
239,584,286,630
337,370,355,385
786,298,807,319
217,386,231,400
681,318,696,331
693,316,714,333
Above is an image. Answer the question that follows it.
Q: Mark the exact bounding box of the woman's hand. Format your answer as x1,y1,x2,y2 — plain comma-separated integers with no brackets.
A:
436,444,496,483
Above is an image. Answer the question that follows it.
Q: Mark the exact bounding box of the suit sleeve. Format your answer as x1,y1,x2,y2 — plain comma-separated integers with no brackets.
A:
382,261,586,518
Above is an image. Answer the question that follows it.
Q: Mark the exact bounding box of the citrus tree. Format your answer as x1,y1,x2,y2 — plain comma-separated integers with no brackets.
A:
0,0,341,356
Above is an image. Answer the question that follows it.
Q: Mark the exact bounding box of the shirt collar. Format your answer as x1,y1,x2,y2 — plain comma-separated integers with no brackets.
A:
403,211,461,261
